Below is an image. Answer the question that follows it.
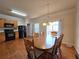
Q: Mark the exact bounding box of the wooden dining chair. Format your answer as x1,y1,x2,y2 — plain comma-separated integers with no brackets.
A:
56,34,64,59
57,34,64,48
50,34,64,59
51,37,59,59
36,52,52,59
24,40,34,59
33,37,60,59
33,37,58,59
33,48,53,59
51,31,57,37
33,32,39,38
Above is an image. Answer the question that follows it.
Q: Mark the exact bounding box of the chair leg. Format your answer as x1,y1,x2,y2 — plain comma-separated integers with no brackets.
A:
52,55,58,59
28,55,32,59
59,48,62,59
28,53,33,59
57,48,62,59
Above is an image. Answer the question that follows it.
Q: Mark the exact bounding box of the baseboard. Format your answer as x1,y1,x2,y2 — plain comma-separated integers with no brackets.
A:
74,48,79,59
75,52,79,59
62,42,74,47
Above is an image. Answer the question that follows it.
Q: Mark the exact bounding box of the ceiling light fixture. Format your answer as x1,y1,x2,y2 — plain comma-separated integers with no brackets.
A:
11,9,27,16
46,0,51,24
43,23,47,26
48,22,53,25
42,0,51,26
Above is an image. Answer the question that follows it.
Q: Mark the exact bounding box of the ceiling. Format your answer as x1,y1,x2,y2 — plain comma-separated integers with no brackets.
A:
0,0,77,19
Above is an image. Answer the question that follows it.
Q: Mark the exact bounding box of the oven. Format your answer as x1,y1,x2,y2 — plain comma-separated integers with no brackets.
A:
4,23,15,41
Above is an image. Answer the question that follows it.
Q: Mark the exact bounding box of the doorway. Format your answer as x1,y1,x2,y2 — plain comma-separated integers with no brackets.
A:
46,21,61,45
46,21,60,36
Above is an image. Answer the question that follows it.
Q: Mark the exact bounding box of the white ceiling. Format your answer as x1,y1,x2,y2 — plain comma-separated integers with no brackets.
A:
0,0,77,18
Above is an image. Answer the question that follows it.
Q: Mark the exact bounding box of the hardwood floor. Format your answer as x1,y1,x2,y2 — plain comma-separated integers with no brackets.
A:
61,44,76,59
0,37,76,59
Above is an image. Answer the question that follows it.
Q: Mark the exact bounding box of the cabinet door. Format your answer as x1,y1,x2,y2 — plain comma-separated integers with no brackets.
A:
15,31,19,39
0,33,5,42
11,20,17,28
14,20,17,28
0,19,5,27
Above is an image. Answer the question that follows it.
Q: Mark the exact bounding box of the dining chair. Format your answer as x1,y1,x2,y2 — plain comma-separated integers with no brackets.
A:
51,37,59,59
33,48,53,59
24,40,34,59
36,52,52,59
33,37,58,59
33,32,39,38
49,34,64,59
51,31,57,37
56,34,64,59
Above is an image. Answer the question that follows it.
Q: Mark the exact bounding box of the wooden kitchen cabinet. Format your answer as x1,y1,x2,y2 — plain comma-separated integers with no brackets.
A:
0,32,5,42
0,18,17,28
5,20,17,28
11,20,17,28
15,31,19,39
0,18,5,28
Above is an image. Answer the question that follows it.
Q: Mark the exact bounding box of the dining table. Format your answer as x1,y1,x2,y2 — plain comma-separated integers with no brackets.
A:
33,34,59,50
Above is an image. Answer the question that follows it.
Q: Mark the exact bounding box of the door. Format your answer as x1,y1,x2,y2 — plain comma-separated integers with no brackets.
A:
46,21,60,45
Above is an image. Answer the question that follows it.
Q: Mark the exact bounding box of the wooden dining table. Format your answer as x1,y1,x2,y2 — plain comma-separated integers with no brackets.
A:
34,34,59,50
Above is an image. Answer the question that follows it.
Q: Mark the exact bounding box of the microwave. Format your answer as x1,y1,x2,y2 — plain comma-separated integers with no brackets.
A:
4,23,14,28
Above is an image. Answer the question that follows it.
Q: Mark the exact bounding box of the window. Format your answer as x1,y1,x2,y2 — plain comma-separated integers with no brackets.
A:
46,21,59,35
52,21,59,32
34,23,40,33
46,21,60,46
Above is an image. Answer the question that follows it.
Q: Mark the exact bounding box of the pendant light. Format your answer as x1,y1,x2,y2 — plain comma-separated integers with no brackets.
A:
42,0,51,26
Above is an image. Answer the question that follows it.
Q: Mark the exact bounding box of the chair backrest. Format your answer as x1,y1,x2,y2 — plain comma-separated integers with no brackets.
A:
52,34,64,55
33,32,39,38
24,40,34,59
33,47,45,59
24,40,34,53
52,37,58,55
51,31,57,36
33,47,53,59
57,34,64,48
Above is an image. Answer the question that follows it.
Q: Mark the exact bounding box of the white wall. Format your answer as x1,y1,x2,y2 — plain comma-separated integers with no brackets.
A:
75,0,79,54
30,8,76,46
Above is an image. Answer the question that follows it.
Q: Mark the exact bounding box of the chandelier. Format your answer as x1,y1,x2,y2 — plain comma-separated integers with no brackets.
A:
43,0,51,26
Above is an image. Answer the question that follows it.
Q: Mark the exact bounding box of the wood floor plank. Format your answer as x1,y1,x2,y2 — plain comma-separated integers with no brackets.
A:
61,44,76,59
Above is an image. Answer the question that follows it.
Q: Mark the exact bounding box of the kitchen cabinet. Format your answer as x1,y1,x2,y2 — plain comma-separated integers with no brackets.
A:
5,20,17,28
0,18,5,28
0,18,17,28
11,20,17,28
0,32,5,42
15,31,19,39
